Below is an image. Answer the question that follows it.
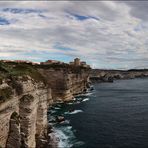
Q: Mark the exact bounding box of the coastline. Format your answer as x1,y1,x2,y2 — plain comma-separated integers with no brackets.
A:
47,87,93,148
0,60,91,148
1,60,148,147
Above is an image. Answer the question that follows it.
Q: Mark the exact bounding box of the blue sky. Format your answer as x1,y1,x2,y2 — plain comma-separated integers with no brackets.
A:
0,1,148,69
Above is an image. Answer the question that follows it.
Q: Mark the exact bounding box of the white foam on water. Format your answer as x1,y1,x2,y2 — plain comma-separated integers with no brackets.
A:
67,101,81,105
54,107,61,110
82,98,90,102
56,104,62,107
74,141,85,147
67,126,72,130
67,102,73,105
54,125,85,148
74,101,81,104
54,127,73,148
50,110,56,114
59,120,70,125
85,92,93,96
65,110,83,115
73,97,76,101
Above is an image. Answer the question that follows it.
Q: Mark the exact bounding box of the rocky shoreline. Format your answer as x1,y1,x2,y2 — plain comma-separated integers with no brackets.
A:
1,60,148,147
46,87,93,148
0,61,90,148
90,69,148,83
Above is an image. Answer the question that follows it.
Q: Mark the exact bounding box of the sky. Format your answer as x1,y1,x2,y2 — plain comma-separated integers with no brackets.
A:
0,1,148,69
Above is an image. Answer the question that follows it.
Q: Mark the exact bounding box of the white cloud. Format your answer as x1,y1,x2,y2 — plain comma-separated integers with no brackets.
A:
0,1,148,69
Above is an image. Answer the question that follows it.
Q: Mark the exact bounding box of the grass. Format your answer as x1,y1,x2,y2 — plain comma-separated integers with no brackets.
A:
0,61,46,83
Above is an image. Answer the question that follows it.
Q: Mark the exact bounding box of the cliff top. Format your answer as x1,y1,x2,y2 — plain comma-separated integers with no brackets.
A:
0,61,45,83
0,61,91,81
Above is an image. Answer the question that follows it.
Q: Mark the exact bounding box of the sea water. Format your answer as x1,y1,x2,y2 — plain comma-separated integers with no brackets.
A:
48,78,148,148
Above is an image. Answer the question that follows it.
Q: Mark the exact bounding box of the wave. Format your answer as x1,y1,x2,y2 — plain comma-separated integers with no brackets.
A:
54,126,74,148
65,110,83,115
85,92,93,96
67,102,74,105
54,107,61,110
54,126,85,148
59,120,70,125
82,98,90,102
49,110,57,114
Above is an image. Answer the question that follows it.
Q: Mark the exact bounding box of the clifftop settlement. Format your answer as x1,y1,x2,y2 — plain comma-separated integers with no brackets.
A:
40,58,90,68
0,58,90,68
0,58,91,148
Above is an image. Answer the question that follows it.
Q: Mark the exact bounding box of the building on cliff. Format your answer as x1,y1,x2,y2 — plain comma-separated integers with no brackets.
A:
0,60,39,65
69,58,90,68
40,60,64,65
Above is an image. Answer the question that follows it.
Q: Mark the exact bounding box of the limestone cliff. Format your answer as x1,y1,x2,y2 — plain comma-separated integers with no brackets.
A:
38,66,90,102
0,61,90,148
0,76,52,148
90,69,148,82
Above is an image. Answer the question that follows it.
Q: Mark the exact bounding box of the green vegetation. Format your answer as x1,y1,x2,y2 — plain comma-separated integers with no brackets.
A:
0,61,45,83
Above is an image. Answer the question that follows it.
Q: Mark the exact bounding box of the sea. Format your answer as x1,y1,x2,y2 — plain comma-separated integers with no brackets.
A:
48,78,148,148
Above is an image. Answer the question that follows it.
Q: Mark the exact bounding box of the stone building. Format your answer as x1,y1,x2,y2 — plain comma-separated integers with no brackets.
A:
74,58,81,66
40,60,63,65
69,58,90,68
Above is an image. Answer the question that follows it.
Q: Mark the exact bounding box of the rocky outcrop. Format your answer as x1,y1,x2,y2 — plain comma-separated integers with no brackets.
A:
6,112,21,148
0,63,90,148
0,76,52,148
38,68,90,102
90,69,148,83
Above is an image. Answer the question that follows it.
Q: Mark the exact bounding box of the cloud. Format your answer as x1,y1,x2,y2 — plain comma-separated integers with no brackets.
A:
123,1,148,21
0,1,148,69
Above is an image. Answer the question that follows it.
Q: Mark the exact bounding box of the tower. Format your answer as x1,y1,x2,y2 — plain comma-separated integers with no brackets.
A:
74,58,80,66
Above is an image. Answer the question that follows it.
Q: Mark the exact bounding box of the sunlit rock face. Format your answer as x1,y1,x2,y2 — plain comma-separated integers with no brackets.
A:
38,68,90,102
0,65,90,148
0,76,52,148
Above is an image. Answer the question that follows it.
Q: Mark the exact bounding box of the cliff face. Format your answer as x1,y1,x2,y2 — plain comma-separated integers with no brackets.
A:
90,69,148,82
0,76,52,148
38,68,90,102
0,62,90,148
